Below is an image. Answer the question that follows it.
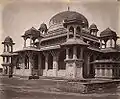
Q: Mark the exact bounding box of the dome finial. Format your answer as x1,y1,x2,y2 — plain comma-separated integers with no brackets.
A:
68,6,70,11
67,0,70,11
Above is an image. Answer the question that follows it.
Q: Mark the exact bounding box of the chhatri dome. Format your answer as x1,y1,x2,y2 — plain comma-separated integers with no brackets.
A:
48,10,89,31
3,36,13,44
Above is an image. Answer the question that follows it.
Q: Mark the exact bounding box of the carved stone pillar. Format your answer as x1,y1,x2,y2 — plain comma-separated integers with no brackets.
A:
99,64,102,77
66,48,69,60
27,51,34,76
73,46,77,59
105,64,108,77
30,36,32,47
67,28,69,40
73,26,77,39
4,44,5,52
38,53,42,76
100,39,102,49
24,38,26,48
110,38,112,47
51,50,59,77
43,52,49,76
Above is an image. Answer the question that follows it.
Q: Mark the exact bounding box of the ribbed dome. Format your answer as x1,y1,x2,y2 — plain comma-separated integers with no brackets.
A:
89,23,98,30
100,28,117,37
4,36,13,43
49,11,88,27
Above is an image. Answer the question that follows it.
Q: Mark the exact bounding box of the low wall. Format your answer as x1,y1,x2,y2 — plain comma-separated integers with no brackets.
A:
13,69,31,77
56,80,120,93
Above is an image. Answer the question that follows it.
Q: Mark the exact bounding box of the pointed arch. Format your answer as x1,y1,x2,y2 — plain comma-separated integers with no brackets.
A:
69,26,74,34
76,26,81,35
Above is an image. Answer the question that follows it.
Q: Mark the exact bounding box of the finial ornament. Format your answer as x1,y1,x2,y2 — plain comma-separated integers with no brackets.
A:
67,0,70,11
68,6,70,11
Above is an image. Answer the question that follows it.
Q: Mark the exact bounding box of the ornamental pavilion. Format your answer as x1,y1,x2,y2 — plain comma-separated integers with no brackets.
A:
1,10,120,79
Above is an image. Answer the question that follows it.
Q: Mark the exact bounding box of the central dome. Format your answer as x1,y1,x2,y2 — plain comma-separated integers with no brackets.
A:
49,11,89,28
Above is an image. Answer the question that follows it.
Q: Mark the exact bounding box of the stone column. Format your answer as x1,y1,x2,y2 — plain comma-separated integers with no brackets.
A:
80,47,83,59
105,64,108,78
43,52,49,76
51,50,59,77
95,66,98,78
110,38,112,47
38,53,42,76
27,52,34,76
100,39,102,49
53,55,59,77
24,39,26,48
105,41,107,48
30,36,32,47
67,28,69,40
29,56,32,76
87,56,90,77
99,64,102,77
66,48,69,60
4,44,5,52
73,46,77,59
74,26,76,39
7,66,9,75
21,56,24,76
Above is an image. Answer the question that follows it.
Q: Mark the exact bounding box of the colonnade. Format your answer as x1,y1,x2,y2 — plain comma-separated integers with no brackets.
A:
95,64,120,78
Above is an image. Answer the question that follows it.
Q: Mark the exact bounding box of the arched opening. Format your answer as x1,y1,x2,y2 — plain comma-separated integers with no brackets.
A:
16,56,22,69
25,55,29,69
41,53,45,69
58,50,66,70
7,45,9,52
76,26,81,35
69,26,74,34
48,53,53,69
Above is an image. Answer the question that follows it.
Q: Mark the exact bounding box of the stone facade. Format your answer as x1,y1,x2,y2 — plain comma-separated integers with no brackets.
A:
1,10,120,79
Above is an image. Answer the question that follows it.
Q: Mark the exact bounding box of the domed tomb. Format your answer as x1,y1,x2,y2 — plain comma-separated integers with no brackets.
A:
49,11,89,31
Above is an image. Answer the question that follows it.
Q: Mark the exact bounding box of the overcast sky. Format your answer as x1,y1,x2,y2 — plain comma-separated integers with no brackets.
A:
0,0,119,67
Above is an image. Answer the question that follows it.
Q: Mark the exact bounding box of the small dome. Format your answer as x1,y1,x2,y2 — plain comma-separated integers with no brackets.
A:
89,23,98,30
24,27,39,36
4,36,13,43
38,23,47,32
100,28,117,37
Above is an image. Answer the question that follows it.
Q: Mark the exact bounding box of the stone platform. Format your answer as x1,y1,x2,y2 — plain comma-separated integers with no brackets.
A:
56,78,120,94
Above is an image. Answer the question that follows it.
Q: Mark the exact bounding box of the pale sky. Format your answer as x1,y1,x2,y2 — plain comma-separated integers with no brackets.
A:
0,0,119,67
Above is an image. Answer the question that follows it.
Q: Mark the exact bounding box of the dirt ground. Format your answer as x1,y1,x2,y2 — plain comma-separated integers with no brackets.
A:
0,76,120,99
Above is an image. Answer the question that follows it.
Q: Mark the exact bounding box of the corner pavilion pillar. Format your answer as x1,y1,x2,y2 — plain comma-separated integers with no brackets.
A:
64,45,85,79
